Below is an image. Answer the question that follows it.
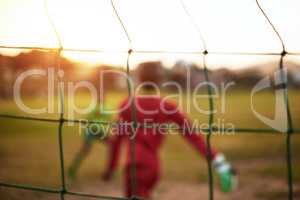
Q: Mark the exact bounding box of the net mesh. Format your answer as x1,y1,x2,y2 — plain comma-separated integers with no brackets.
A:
0,0,299,200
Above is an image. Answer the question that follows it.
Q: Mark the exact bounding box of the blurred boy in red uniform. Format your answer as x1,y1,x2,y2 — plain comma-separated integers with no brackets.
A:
102,62,236,198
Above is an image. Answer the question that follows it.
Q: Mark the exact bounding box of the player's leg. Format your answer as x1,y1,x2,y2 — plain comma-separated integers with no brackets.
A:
68,122,108,180
124,164,159,199
68,128,94,180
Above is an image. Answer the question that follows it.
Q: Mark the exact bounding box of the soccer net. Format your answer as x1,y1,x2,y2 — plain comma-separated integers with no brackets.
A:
0,0,299,200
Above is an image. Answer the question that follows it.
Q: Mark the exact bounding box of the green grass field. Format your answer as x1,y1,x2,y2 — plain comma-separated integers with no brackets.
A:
0,89,299,199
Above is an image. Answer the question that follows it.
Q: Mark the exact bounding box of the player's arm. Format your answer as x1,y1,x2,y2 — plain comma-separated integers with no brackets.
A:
102,100,128,181
102,132,124,181
163,100,217,158
163,100,237,192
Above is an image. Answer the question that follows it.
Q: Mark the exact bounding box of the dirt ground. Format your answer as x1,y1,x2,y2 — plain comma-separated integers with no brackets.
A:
1,159,299,200
64,160,300,200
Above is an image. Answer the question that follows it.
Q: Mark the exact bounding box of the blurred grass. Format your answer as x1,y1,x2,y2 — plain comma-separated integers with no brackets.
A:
0,89,299,189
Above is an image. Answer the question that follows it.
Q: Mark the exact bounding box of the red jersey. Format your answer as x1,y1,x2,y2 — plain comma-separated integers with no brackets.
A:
105,95,216,173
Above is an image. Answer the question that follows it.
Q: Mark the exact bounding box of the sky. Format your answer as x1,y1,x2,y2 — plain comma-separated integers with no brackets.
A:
0,0,299,69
